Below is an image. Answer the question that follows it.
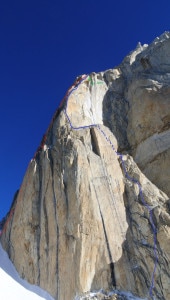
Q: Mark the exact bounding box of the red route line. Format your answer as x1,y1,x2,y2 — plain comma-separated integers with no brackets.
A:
0,208,15,237
33,74,88,159
0,74,88,237
0,73,158,299
0,166,28,237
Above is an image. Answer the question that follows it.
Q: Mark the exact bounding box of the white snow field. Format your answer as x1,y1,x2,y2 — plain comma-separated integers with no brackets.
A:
0,243,54,300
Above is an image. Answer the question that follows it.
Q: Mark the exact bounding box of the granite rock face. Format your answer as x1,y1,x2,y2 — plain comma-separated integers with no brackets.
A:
1,32,170,300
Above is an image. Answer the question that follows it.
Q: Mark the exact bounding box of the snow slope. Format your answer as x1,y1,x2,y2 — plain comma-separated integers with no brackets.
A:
0,243,54,300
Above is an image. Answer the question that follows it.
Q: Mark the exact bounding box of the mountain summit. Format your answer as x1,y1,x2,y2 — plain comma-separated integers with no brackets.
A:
1,32,170,300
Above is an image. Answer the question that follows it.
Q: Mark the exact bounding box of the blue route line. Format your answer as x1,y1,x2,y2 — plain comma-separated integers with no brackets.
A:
97,125,158,299
63,74,158,299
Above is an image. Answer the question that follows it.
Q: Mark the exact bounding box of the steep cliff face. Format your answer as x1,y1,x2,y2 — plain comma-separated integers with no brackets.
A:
1,32,170,300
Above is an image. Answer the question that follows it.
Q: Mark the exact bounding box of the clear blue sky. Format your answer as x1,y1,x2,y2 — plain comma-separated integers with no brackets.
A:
0,0,169,220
